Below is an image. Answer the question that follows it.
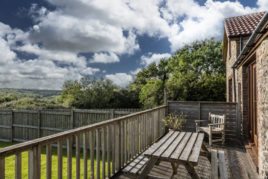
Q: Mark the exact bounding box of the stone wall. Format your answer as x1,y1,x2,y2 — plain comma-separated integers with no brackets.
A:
256,37,268,178
226,39,239,102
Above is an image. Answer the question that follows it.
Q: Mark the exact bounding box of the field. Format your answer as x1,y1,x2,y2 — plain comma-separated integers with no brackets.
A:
0,142,106,179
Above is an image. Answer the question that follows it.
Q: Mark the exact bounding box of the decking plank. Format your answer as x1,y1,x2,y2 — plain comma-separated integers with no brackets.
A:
179,133,198,161
188,133,204,163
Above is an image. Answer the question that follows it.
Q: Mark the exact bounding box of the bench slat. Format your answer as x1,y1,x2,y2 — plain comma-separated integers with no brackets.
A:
161,132,186,158
179,133,198,161
188,133,204,163
152,132,180,157
144,131,174,156
170,133,192,160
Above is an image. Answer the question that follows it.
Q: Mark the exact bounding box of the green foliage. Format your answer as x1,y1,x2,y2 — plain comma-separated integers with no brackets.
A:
139,79,163,108
131,39,226,107
59,78,141,109
163,113,186,131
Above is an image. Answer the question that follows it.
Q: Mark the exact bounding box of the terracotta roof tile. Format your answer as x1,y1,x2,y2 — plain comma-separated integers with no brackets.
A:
225,12,266,37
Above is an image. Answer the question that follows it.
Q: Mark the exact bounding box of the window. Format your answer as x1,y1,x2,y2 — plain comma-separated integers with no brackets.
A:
228,78,233,102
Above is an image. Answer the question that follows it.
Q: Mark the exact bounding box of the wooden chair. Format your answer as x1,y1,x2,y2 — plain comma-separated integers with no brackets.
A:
195,113,225,146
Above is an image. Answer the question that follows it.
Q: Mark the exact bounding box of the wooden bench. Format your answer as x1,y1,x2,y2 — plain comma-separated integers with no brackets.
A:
122,131,206,178
195,113,226,146
211,149,228,179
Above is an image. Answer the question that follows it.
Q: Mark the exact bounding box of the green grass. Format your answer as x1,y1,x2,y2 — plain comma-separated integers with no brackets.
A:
0,142,108,179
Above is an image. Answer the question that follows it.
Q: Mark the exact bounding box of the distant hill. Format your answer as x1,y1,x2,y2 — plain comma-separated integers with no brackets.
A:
0,88,63,109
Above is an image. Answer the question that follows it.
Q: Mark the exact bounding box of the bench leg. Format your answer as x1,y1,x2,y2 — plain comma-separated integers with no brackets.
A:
171,162,178,175
185,163,199,179
139,158,158,179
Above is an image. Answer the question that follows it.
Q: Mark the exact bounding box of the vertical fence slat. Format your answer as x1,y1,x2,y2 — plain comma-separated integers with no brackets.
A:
96,129,100,179
15,153,21,179
0,157,5,179
83,133,88,179
75,135,80,179
28,146,40,179
107,126,111,178
57,141,63,179
102,127,106,179
90,131,95,179
67,138,72,179
46,144,52,179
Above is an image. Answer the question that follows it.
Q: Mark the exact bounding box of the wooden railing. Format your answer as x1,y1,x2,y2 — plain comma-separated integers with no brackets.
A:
0,105,166,179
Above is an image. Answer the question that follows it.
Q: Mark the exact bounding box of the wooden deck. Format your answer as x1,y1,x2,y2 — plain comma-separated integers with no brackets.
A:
114,145,258,179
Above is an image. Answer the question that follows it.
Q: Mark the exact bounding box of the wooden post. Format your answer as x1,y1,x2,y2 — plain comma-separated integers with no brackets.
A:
110,109,115,119
10,110,14,142
15,153,22,179
28,146,41,179
198,102,201,121
46,144,52,179
38,110,41,138
71,109,74,129
0,156,5,179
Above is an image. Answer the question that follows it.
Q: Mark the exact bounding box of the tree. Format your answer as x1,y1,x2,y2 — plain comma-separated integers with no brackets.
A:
131,39,226,107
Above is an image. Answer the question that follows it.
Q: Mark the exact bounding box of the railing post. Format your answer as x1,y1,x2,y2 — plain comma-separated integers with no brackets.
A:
28,146,41,179
0,156,5,179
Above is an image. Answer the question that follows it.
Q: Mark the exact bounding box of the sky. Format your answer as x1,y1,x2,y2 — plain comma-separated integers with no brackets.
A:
0,0,267,90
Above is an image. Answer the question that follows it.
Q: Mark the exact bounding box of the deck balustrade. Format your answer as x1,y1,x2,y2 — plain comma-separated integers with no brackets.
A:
0,105,167,179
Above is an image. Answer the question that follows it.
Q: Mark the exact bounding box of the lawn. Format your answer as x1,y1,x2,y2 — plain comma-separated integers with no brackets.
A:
0,142,107,179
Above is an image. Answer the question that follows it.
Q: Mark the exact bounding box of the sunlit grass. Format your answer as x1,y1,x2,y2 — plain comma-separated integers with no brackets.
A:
0,142,108,179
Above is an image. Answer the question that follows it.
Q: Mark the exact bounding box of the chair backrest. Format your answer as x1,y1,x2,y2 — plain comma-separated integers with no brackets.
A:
209,113,225,129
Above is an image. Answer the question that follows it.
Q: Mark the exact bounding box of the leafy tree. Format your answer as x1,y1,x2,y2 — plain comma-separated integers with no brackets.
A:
131,39,226,107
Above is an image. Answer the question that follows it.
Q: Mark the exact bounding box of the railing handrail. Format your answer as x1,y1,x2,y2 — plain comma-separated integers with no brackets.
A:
167,100,237,105
0,105,167,157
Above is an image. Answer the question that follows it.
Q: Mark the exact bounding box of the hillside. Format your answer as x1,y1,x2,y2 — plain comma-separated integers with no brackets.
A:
0,88,63,109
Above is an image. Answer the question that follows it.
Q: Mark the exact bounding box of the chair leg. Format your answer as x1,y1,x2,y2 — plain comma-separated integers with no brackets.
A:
209,134,212,146
222,132,225,145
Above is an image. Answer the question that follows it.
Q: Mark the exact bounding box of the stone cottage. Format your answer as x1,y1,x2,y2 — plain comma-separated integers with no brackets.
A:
223,11,268,177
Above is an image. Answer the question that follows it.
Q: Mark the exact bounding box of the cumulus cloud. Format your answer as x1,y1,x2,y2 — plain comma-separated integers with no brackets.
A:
163,0,256,51
258,0,268,10
105,73,133,87
0,22,99,89
0,0,265,89
90,52,120,64
141,53,171,66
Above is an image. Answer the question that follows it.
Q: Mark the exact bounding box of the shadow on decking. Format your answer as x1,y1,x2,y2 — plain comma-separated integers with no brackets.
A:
114,144,258,179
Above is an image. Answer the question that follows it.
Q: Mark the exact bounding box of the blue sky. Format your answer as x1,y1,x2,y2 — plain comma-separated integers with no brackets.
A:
0,0,266,89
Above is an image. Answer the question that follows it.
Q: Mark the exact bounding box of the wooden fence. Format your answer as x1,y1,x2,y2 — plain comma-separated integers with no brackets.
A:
0,108,140,142
0,105,166,179
168,101,240,142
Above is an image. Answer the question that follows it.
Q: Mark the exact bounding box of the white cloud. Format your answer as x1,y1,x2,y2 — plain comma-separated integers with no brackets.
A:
258,0,268,10
163,0,256,51
141,53,171,66
105,73,133,87
0,23,99,90
90,52,120,64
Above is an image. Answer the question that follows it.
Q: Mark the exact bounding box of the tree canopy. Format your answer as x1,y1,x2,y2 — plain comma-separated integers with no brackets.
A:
60,39,226,109
131,39,225,107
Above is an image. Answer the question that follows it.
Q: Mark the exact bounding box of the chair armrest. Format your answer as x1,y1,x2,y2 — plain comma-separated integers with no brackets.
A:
195,120,207,123
208,123,225,126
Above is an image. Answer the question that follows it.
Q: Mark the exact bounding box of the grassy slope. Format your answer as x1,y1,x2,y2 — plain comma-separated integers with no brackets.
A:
0,142,106,179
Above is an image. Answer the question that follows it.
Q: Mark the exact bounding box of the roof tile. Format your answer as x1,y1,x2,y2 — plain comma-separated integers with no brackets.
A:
225,12,266,37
